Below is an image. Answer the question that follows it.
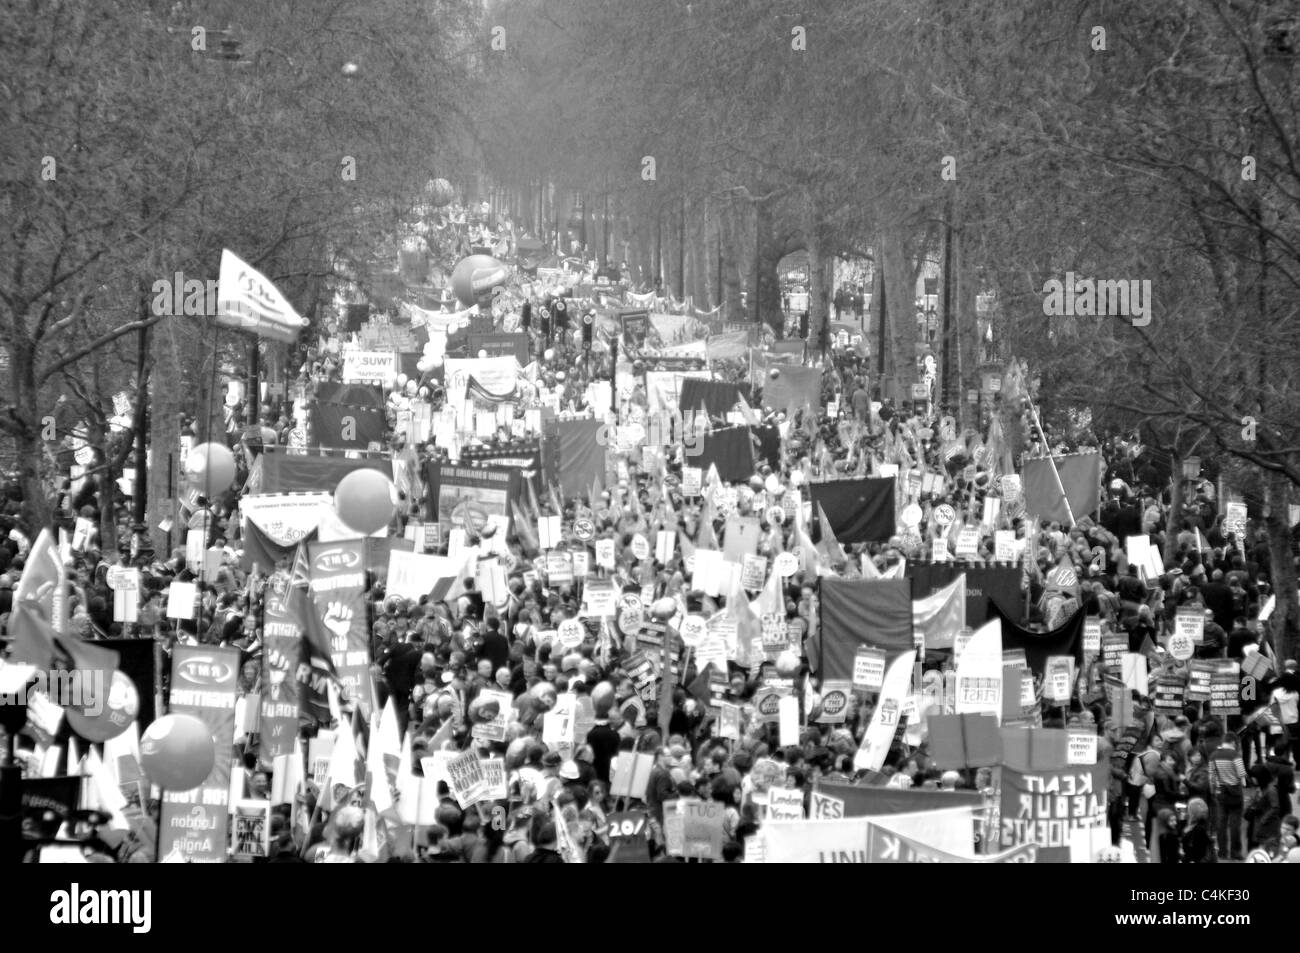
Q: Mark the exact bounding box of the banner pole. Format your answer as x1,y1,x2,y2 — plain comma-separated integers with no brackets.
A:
1027,403,1076,527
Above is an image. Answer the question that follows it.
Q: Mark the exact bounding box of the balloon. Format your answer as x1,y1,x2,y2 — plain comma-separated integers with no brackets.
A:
405,380,417,395
543,348,555,361
478,349,488,359
334,469,397,534
65,670,140,742
418,386,430,398
451,254,508,307
764,474,782,495
790,470,805,487
140,714,216,790
184,442,236,494
260,426,277,445
555,371,566,381
769,368,780,380
425,177,455,207
396,374,408,388
775,649,801,676
592,681,615,717
651,597,677,622
416,357,432,373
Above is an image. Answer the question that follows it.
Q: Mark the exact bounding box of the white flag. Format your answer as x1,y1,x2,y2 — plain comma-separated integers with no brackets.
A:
955,618,1003,723
854,649,917,772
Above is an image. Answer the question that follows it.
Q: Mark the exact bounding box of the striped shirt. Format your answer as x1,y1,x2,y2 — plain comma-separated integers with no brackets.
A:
1209,747,1247,789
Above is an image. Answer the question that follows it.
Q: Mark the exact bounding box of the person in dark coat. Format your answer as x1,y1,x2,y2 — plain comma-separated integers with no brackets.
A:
1265,738,1296,818
478,616,510,673
523,822,565,863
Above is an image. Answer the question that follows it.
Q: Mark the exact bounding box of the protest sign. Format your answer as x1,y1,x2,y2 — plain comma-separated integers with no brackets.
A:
810,792,845,820
852,646,887,691
1045,656,1074,704
681,799,725,860
445,750,486,808
1175,610,1204,645
470,689,512,743
166,581,196,620
1186,660,1215,703
1154,675,1187,714
1067,731,1098,766
1210,660,1241,714
766,787,805,821
611,752,655,800
1082,618,1101,655
607,809,651,864
741,554,767,590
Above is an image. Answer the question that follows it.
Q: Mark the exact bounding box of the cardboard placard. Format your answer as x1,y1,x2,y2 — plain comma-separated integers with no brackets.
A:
852,647,887,691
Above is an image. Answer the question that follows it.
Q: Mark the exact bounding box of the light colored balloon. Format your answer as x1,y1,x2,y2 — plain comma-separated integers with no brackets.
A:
334,468,397,534
140,714,216,790
184,442,236,494
775,649,801,676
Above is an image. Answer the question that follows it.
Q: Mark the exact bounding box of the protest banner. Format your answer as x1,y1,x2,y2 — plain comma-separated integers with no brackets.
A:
307,540,373,710
259,567,303,758
998,763,1109,864
341,348,397,383
158,646,239,863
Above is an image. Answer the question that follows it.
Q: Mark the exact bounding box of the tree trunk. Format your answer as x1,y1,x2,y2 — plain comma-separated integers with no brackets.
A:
719,200,746,324
807,226,828,354
1265,468,1300,664
879,232,916,400
149,312,184,558
9,332,52,533
755,203,785,336
1164,460,1183,566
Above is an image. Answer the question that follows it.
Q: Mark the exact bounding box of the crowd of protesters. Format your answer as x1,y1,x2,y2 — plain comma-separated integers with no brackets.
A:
4,204,1299,864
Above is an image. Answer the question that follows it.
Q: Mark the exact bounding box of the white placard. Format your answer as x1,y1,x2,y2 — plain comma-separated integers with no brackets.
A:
166,581,197,620
1067,731,1098,766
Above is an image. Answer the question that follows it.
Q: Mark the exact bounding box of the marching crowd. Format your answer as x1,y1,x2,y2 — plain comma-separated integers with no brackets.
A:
4,216,1300,864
